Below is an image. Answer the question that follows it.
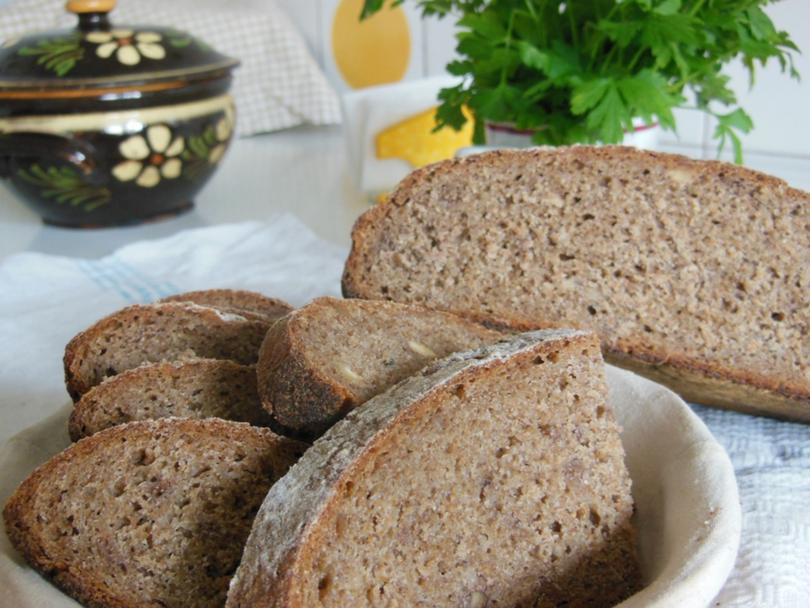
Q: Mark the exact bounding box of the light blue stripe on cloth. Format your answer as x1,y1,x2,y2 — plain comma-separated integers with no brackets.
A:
75,258,179,304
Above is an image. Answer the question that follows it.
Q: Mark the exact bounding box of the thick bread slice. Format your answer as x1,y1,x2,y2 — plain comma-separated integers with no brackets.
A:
342,146,810,421
257,297,503,439
64,302,272,400
69,359,270,441
228,330,640,607
160,289,292,321
3,418,308,608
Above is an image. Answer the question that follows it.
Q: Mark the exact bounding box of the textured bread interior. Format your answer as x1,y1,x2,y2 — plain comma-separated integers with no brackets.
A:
3,420,305,608
160,289,292,321
298,335,638,606
346,147,809,396
69,360,270,440
65,303,269,398
297,298,502,403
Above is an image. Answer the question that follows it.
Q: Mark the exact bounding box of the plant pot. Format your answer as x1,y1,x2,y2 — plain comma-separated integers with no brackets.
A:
0,0,239,228
484,119,661,150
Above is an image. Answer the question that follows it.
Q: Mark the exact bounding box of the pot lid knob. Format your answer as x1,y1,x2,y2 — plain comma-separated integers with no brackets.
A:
66,0,116,14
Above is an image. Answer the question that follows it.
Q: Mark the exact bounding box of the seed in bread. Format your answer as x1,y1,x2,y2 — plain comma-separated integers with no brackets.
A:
69,359,270,441
64,302,272,400
159,289,292,321
256,297,503,439
3,418,308,608
342,146,810,421
229,330,640,607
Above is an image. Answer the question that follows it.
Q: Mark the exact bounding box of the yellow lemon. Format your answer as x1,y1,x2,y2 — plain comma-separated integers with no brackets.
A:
332,0,410,89
376,106,474,168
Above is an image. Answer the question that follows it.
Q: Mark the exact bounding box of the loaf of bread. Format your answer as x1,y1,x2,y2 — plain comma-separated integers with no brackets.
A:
342,146,810,421
257,296,502,439
160,289,292,321
228,330,640,607
3,418,307,608
64,302,272,400
69,359,270,441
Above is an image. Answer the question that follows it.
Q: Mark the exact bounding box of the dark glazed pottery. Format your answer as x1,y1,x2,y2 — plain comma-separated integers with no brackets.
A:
0,0,239,227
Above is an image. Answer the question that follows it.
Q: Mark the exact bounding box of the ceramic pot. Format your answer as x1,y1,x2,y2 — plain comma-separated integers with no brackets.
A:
0,0,239,227
484,119,661,150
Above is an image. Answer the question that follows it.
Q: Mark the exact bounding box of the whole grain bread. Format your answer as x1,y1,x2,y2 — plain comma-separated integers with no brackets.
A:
159,289,292,321
3,418,308,608
69,359,270,441
257,297,503,439
64,302,272,400
342,146,810,421
228,330,640,607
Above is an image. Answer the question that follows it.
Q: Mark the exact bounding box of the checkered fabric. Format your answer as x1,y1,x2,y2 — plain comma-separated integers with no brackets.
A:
0,0,341,136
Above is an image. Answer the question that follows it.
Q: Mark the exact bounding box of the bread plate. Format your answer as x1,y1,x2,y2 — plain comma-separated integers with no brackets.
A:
0,365,740,607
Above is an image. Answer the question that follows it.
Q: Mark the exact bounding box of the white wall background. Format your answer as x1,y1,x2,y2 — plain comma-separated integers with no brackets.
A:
277,0,810,189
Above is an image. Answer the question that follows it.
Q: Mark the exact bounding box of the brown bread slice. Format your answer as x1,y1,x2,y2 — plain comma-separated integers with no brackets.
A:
69,359,271,441
3,418,308,608
160,289,292,321
64,302,272,400
228,329,640,607
257,297,503,439
342,146,810,421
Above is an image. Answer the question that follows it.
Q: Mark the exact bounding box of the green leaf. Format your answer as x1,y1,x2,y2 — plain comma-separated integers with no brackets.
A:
516,41,549,73
571,79,611,115
654,0,681,16
586,85,627,143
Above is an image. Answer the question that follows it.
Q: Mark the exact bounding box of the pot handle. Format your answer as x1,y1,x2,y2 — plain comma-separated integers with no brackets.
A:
0,132,105,184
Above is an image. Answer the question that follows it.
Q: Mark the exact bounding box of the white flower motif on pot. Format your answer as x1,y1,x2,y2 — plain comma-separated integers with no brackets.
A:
112,124,184,188
208,106,235,164
85,29,165,66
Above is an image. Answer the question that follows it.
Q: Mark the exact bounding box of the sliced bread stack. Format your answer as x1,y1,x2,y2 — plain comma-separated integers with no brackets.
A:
64,290,291,436
3,418,307,608
257,297,503,439
342,146,810,421
229,330,640,606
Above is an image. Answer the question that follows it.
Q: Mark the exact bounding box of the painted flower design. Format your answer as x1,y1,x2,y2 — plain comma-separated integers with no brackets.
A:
112,125,184,188
85,29,165,66
209,107,235,164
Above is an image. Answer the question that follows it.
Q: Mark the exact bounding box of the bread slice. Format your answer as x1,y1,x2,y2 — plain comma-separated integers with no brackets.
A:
3,418,308,608
342,146,810,421
257,297,503,439
64,302,272,400
69,359,271,441
228,330,640,607
160,289,292,321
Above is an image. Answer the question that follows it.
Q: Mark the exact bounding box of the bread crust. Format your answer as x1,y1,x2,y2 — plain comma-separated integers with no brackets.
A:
229,329,637,607
64,302,271,400
256,297,502,440
3,418,306,608
341,146,810,420
159,289,292,321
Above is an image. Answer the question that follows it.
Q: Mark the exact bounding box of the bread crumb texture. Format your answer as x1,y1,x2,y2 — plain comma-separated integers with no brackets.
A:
3,419,306,608
229,330,640,607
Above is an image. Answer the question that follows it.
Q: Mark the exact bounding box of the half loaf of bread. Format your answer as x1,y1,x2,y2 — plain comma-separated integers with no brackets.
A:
3,418,307,608
69,359,269,441
160,289,292,321
342,146,810,421
257,296,503,439
64,302,272,400
228,330,640,607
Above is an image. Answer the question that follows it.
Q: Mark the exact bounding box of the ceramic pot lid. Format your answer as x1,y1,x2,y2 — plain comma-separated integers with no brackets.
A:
0,0,238,96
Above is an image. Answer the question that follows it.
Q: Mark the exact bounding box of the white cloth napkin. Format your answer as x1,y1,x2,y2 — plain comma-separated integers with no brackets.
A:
0,0,341,136
0,216,805,606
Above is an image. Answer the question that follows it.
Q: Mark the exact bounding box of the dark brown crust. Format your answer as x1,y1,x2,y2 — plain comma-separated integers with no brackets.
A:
341,146,810,420
257,311,354,441
228,330,639,607
2,418,306,608
68,359,272,441
63,302,270,401
256,297,502,441
159,289,293,322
